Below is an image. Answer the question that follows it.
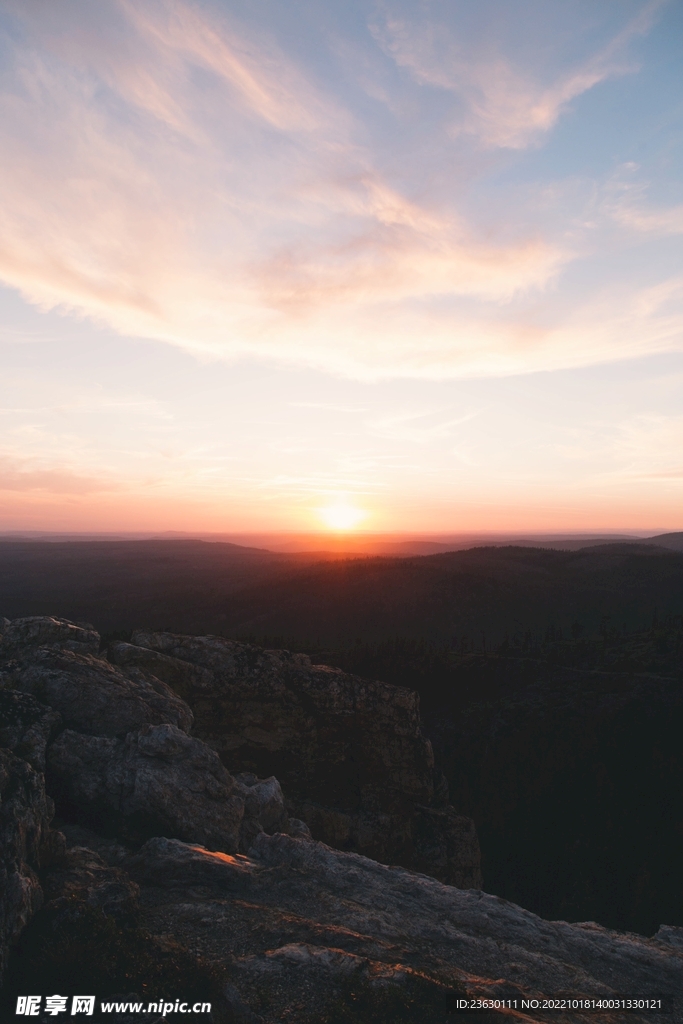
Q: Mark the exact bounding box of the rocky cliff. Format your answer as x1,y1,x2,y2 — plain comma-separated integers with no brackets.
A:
109,628,480,887
0,616,681,1023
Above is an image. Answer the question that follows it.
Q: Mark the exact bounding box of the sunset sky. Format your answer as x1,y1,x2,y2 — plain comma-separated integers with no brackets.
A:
1,0,682,535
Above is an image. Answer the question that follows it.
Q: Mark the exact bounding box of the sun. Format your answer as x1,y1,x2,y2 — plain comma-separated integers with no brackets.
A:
317,501,367,532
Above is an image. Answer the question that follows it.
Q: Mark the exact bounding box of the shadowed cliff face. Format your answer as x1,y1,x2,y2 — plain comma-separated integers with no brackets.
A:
0,748,54,983
109,631,482,888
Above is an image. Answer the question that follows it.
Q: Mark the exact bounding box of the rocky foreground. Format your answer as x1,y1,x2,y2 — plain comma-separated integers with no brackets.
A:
0,616,681,1023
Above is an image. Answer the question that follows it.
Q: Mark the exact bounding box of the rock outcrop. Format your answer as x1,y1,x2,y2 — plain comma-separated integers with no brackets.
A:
0,620,309,858
113,630,482,887
121,833,682,1022
48,723,246,851
0,615,100,657
0,689,61,773
3,647,194,737
0,749,54,983
0,617,316,983
0,616,682,1022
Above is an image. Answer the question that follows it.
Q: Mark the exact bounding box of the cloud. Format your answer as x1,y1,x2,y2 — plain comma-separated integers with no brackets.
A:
0,454,119,494
256,216,564,313
0,0,676,381
369,408,481,443
371,0,663,149
614,202,683,236
605,162,683,237
613,414,683,481
0,0,571,376
120,2,325,134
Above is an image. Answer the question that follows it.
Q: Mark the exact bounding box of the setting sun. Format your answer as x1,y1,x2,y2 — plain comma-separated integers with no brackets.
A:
317,502,367,531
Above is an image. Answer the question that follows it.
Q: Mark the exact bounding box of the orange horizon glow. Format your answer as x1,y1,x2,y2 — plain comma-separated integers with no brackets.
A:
0,486,681,538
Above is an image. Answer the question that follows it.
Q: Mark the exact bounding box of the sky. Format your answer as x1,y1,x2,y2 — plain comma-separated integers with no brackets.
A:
1,0,682,535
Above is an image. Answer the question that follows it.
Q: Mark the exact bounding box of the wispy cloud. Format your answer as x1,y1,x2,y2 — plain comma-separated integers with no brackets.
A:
0,0,572,378
614,202,683,236
289,402,369,413
0,453,120,494
606,163,683,237
369,408,481,443
605,414,683,483
0,0,675,383
255,177,565,311
119,1,332,134
372,0,664,149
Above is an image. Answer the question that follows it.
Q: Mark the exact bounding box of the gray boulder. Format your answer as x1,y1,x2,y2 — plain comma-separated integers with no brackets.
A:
48,723,245,852
285,817,312,840
0,689,62,773
247,832,683,997
0,616,100,657
3,647,193,737
234,773,288,834
233,771,291,853
655,925,683,950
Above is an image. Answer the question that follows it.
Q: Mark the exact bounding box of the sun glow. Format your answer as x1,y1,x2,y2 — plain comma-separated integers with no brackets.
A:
317,501,367,531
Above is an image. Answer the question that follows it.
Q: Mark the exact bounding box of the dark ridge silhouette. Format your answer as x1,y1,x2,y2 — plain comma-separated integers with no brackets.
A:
647,531,683,550
2,539,683,642
208,543,683,646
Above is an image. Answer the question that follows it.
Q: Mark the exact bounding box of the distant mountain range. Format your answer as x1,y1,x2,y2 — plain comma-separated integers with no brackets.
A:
1,535,683,642
3,528,681,556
